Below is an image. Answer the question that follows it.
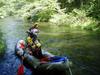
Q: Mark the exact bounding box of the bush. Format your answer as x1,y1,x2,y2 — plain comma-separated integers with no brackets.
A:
49,9,96,28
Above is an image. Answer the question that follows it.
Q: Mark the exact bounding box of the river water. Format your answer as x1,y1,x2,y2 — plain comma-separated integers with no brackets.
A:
0,17,100,75
0,17,32,75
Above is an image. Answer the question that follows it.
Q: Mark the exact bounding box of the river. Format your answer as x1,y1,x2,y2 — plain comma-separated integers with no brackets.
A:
0,17,100,75
0,17,32,75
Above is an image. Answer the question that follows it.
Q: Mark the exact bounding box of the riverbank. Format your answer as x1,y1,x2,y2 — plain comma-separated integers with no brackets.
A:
0,31,5,57
0,0,100,32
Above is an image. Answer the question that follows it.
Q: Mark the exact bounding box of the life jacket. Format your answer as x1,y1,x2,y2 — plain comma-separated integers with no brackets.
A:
27,36,41,48
27,36,33,45
27,36,42,58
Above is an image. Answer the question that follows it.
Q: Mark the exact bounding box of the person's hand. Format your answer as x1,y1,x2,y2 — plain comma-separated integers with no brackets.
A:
32,45,35,48
21,56,24,60
29,51,32,55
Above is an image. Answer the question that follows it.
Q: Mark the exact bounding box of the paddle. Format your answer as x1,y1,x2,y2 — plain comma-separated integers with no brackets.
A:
17,58,24,75
17,64,24,75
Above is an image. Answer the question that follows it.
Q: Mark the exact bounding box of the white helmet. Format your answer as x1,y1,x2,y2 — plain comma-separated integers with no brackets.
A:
18,40,25,49
19,40,25,45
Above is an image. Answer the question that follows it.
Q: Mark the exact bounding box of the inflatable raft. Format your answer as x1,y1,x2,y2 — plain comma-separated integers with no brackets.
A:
15,40,72,75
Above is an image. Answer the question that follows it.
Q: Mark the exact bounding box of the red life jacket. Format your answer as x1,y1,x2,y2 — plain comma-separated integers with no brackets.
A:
19,44,25,49
17,64,24,75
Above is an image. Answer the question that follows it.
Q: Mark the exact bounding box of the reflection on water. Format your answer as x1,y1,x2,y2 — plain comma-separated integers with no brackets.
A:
39,23,100,75
0,18,100,75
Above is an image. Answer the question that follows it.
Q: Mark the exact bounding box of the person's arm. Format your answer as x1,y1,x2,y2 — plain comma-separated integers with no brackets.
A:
36,28,39,33
35,40,41,47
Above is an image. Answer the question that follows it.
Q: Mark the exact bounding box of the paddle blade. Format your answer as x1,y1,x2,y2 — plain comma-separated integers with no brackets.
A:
17,64,24,75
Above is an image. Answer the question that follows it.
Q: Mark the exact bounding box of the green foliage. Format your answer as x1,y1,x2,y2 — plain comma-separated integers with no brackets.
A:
32,6,56,22
0,0,26,18
58,0,95,12
19,0,60,22
0,31,5,57
0,1,5,7
83,21,99,31
0,0,100,31
0,41,5,55
49,9,97,30
87,0,100,21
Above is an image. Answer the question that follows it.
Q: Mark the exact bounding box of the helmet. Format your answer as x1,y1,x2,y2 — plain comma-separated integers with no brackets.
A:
19,40,25,45
19,40,25,49
32,23,38,28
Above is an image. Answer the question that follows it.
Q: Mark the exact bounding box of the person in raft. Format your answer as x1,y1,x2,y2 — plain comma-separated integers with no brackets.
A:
26,23,43,59
27,23,39,42
16,40,26,60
